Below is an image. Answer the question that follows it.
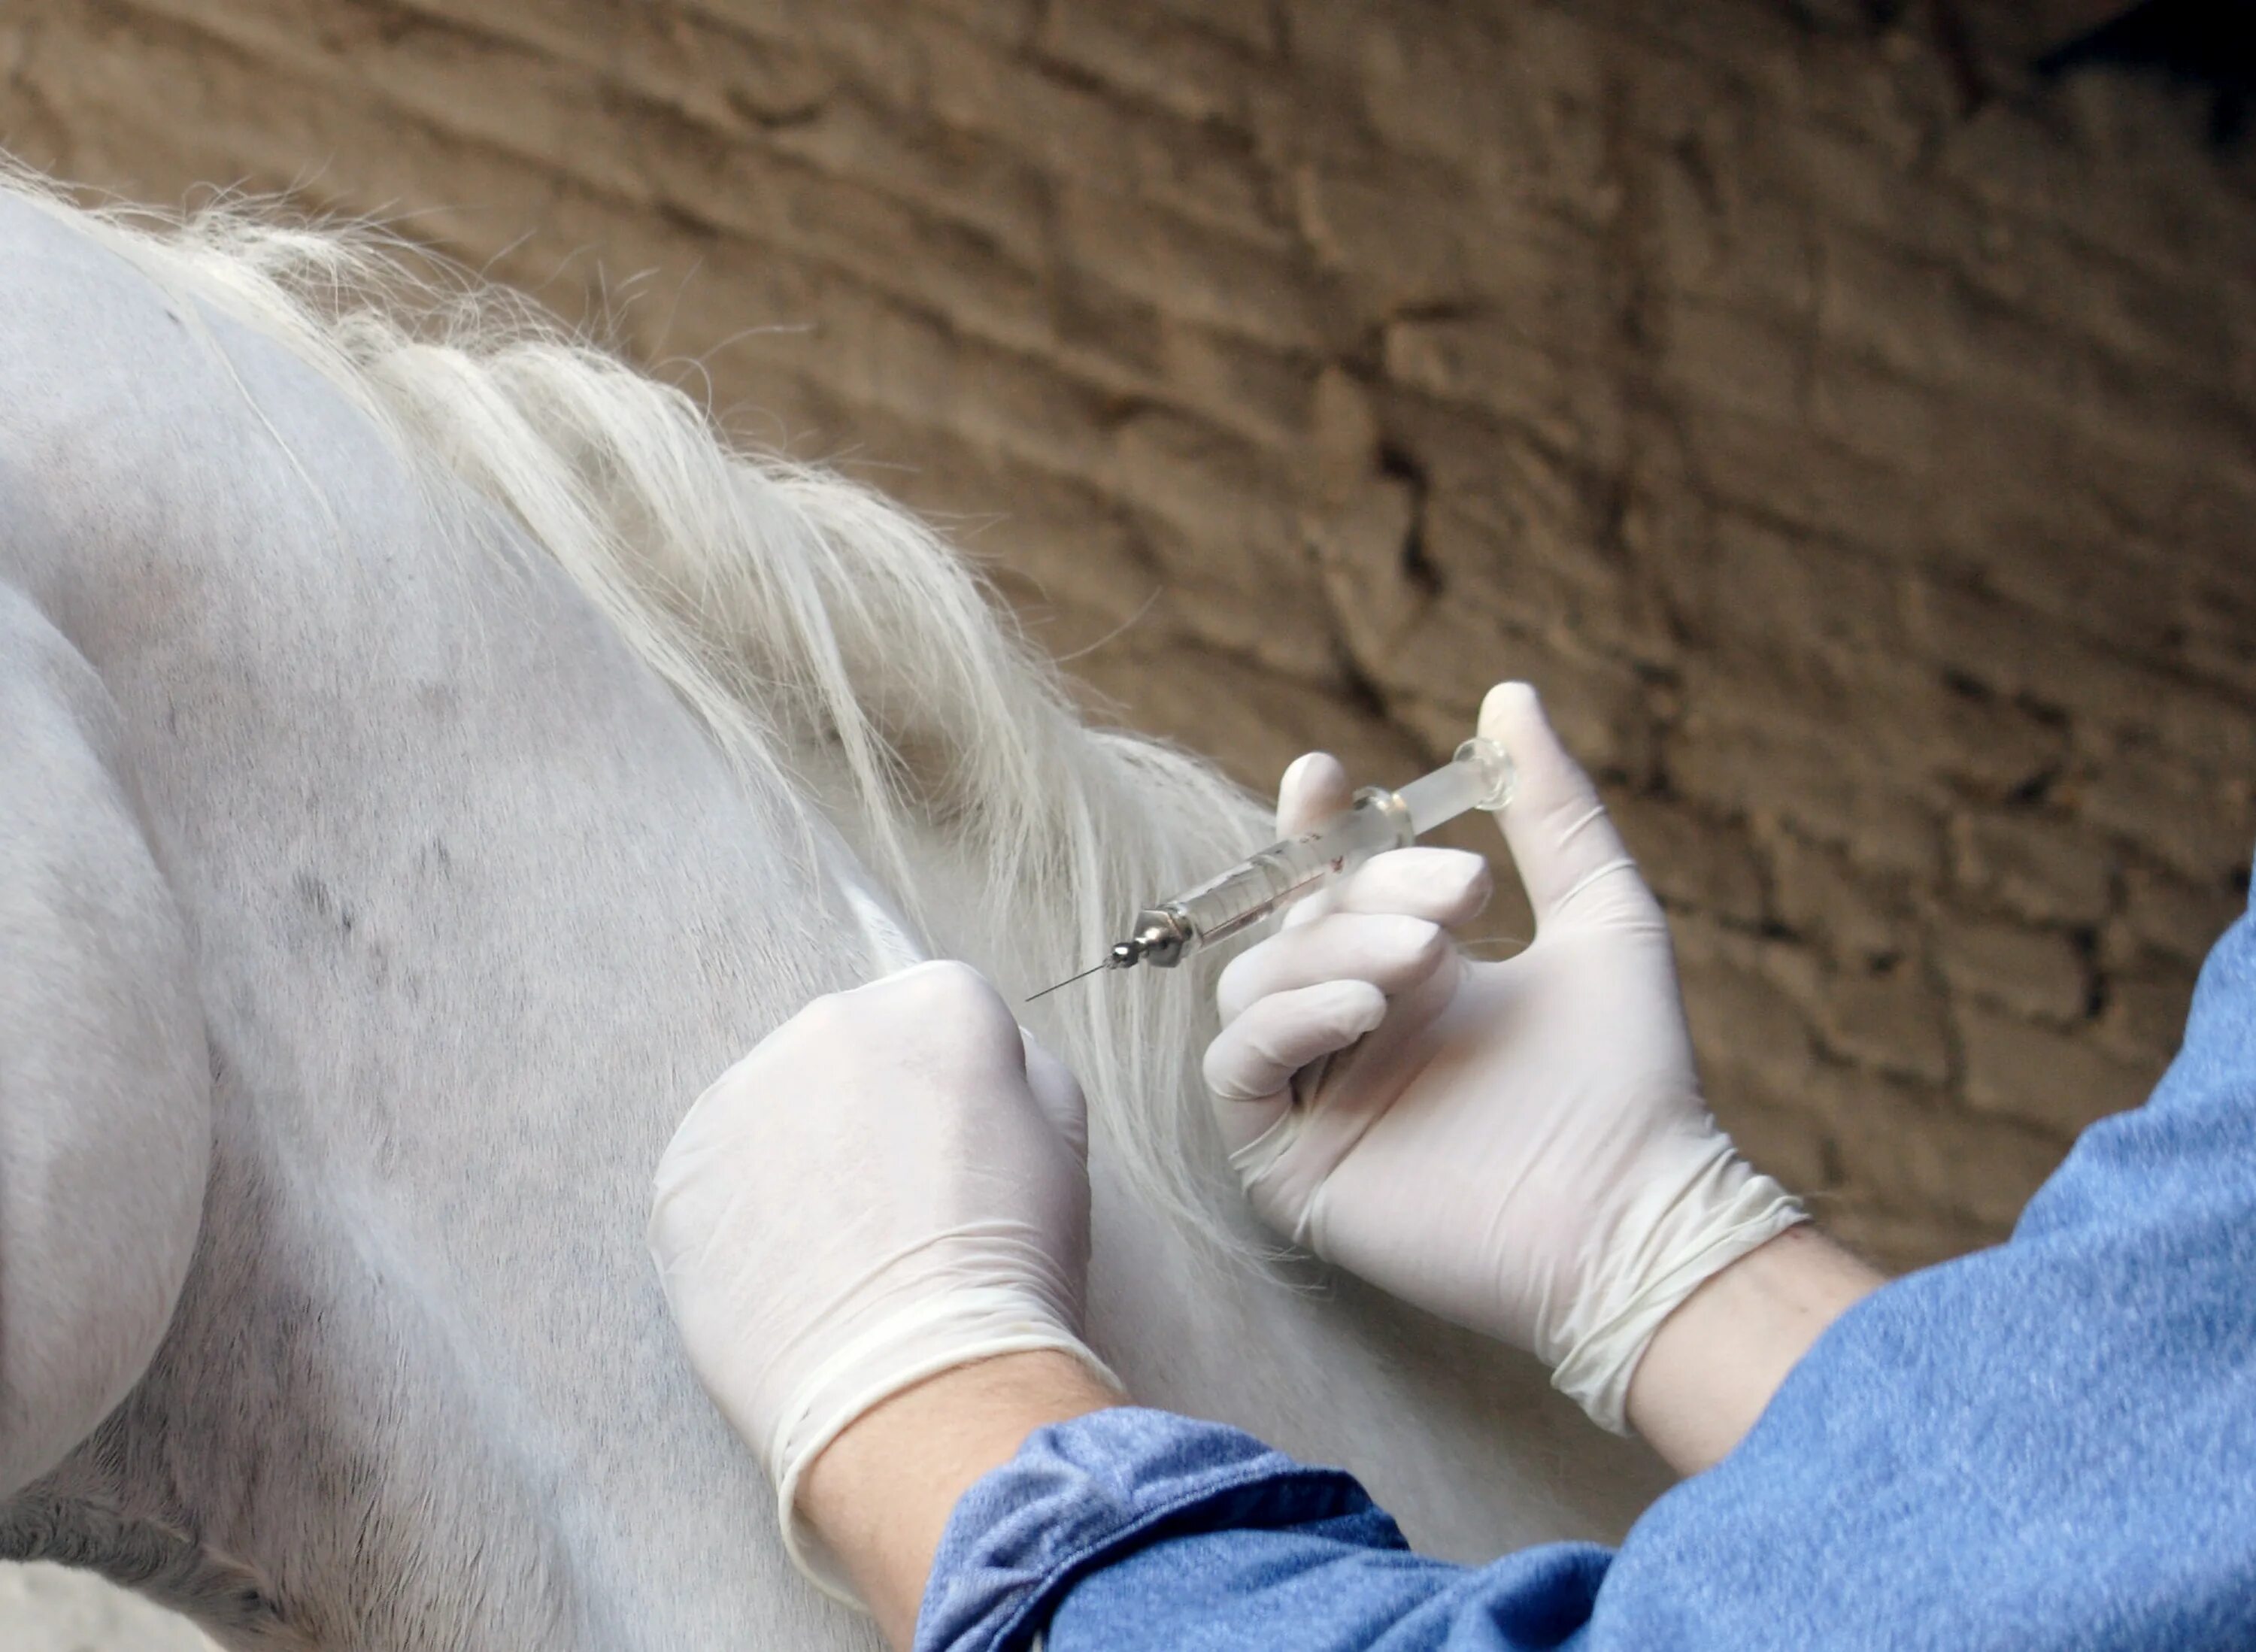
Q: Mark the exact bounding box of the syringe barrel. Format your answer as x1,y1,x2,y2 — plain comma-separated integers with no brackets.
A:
1136,738,1515,966
1147,790,1412,960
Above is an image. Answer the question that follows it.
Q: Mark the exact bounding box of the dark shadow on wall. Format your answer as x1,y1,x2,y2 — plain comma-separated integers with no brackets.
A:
2038,1,2256,146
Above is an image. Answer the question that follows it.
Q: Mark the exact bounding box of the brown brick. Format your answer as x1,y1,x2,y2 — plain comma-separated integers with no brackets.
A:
1610,796,1768,926
1419,494,1631,653
1863,664,2068,807
1824,1204,2002,1276
1933,917,2091,1026
1306,473,1425,660
1933,96,2256,283
1075,638,1412,802
1901,577,2170,735
1143,0,1276,54
2077,743,2256,888
1710,1093,1833,1194
1057,189,1330,353
1806,350,1942,475
1329,8,1518,175
2094,962,2199,1070
1662,298,1811,429
920,17,1281,235
2111,863,2239,969
1686,515,1904,669
1670,679,1944,879
1825,1066,2066,1232
1150,324,1335,453
1037,1,1262,128
1672,911,1827,1009
1957,1002,2162,1138
910,0,1042,49
1678,944,1824,1104
1770,831,1909,965
1947,811,2113,927
1816,966,1953,1085
1678,402,1928,562
1654,146,1817,316
758,99,1054,274
1952,511,2198,682
1383,314,1625,465
1812,228,1979,385
1292,162,1474,313
1287,5,1601,188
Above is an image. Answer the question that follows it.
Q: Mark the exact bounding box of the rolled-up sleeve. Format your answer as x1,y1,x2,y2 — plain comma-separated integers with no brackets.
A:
919,905,2256,1652
913,1406,1610,1652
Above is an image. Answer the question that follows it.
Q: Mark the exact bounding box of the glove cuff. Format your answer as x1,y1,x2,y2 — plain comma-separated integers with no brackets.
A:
768,1287,1118,1605
1548,1147,1806,1435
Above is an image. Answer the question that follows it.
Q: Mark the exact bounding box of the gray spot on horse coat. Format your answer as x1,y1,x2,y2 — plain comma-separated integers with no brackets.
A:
292,871,356,937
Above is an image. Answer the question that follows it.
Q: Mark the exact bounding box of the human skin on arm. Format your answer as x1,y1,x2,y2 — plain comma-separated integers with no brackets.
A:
1626,1225,1884,1475
799,1351,1121,1650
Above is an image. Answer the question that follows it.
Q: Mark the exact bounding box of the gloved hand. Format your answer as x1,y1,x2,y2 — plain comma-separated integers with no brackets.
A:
648,960,1109,1598
1204,682,1804,1432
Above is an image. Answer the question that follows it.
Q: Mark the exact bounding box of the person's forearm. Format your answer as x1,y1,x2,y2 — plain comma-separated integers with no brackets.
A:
798,1350,1122,1650
1626,1225,1885,1477
796,1239,1875,1645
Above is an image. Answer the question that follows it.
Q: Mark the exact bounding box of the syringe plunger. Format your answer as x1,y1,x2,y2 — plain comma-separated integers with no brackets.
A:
1393,737,1514,834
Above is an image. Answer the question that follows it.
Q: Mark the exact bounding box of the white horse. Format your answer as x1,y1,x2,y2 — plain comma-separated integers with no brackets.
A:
0,165,1663,1650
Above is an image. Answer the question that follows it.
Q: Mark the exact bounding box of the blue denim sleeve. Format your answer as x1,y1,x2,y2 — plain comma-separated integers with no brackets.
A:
913,1406,1612,1652
917,905,2256,1652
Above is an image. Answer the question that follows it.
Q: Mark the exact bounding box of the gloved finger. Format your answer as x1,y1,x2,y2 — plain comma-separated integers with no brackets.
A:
1216,912,1449,1023
1020,1030,1090,1162
1277,750,1353,835
1478,682,1653,931
1275,752,1355,932
1321,847,1493,931
1202,979,1387,1147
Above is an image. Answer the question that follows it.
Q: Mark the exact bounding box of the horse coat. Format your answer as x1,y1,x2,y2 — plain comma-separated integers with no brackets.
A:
0,171,1662,1650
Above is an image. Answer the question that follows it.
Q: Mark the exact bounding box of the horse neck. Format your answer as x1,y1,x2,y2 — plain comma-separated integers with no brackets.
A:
46,759,893,1652
3,496,893,1648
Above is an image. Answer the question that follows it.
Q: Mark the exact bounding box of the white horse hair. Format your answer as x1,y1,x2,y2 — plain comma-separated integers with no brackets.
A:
0,159,1661,1648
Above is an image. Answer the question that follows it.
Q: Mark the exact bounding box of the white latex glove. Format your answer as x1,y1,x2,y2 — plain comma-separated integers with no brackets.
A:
1205,683,1804,1432
648,960,1108,1599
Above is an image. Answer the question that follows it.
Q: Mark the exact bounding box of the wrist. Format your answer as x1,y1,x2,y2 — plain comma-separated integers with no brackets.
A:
1625,1224,1885,1477
757,1270,1105,1602
1546,1144,1808,1433
798,1349,1123,1649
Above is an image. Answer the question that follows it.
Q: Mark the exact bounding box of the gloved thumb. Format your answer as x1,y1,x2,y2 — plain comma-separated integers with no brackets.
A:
1478,682,1648,932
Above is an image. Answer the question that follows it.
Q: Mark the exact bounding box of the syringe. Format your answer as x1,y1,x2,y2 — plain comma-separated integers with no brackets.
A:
1029,738,1515,999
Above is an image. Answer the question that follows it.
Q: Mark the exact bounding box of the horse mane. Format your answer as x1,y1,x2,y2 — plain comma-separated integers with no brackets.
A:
0,157,1269,1257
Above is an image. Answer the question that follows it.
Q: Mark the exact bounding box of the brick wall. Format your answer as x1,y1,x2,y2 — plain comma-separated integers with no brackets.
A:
5,0,2252,1272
